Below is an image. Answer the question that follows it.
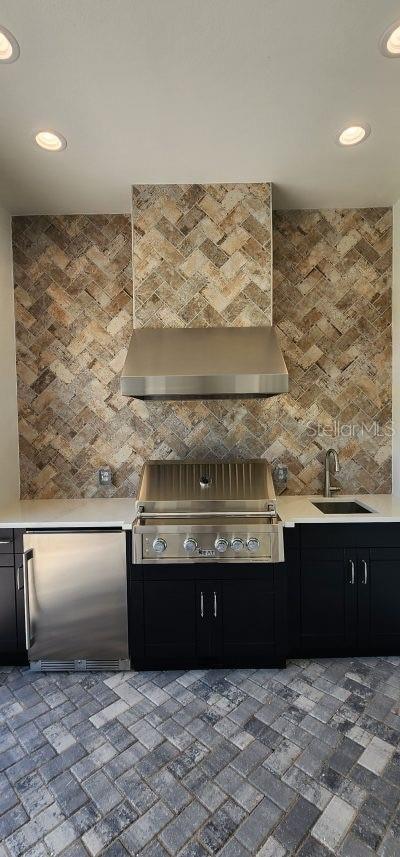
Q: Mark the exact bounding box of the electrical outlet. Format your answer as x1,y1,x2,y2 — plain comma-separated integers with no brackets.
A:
98,465,112,486
273,464,288,493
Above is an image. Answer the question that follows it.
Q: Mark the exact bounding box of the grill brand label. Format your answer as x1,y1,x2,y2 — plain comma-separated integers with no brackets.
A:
198,548,215,557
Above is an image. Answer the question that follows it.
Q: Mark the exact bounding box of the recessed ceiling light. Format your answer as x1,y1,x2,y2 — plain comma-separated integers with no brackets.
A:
0,25,20,62
380,19,400,56
337,124,371,147
35,130,67,152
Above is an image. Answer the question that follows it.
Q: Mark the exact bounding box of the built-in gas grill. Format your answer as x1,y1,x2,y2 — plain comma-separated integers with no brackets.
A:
132,460,284,563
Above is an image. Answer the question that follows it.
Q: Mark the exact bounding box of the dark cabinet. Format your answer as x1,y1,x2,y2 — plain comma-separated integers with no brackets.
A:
221,577,277,661
298,547,355,656
357,548,400,654
0,563,18,651
141,579,198,662
0,529,27,664
130,563,286,669
295,525,400,657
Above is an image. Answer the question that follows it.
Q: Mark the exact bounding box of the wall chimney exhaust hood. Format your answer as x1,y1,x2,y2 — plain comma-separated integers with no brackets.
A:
121,326,288,399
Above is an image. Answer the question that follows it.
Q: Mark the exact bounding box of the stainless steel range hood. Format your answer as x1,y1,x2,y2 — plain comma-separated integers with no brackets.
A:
121,326,288,399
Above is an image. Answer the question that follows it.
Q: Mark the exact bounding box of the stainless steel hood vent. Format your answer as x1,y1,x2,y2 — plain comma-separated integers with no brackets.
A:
121,326,288,399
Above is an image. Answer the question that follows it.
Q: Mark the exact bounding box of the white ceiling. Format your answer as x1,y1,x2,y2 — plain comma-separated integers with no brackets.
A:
0,0,400,214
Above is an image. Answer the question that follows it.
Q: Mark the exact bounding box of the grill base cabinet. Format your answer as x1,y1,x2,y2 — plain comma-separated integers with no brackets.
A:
129,563,287,669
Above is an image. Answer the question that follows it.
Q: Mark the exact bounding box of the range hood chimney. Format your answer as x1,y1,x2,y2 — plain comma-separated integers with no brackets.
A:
122,182,289,400
121,325,288,399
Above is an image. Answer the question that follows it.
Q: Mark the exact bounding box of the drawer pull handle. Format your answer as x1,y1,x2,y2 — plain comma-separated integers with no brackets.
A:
349,560,355,585
213,591,217,618
0,540,11,545
200,591,204,619
361,560,368,585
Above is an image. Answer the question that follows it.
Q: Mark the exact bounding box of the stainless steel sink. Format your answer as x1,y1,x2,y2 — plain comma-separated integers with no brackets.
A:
312,500,372,514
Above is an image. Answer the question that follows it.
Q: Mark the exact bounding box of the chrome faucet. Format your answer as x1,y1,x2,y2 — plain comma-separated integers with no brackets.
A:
324,449,340,497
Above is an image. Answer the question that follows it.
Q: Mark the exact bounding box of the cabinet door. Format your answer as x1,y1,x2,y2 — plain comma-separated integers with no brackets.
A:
357,548,400,654
299,548,356,655
221,573,277,663
141,580,197,663
0,564,18,651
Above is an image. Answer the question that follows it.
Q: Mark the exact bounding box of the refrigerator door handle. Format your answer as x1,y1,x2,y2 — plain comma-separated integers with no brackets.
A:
23,548,33,650
16,565,24,591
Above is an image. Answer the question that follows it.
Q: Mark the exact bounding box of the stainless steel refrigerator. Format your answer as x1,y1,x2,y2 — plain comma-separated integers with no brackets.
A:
22,529,130,671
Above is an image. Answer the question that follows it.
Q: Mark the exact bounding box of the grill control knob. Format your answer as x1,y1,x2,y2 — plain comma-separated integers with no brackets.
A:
247,537,260,553
153,537,167,554
215,537,229,553
183,537,198,554
231,537,245,552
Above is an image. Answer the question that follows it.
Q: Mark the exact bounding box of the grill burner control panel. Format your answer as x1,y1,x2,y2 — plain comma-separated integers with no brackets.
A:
143,531,273,561
153,535,260,555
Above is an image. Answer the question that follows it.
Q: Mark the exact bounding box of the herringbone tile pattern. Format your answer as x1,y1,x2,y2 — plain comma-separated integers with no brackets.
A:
273,208,392,493
1,658,400,856
12,214,134,498
132,184,272,329
12,204,392,499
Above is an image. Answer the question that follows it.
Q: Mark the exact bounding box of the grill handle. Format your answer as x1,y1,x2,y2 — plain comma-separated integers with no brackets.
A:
135,510,277,520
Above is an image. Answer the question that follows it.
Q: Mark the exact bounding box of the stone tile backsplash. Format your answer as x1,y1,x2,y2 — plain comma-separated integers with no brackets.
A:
12,194,392,498
132,183,272,328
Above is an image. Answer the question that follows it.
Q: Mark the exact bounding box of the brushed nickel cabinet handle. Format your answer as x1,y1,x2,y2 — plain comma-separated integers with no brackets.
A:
0,540,11,545
361,560,368,585
16,566,23,591
200,591,204,619
349,560,355,585
213,591,217,618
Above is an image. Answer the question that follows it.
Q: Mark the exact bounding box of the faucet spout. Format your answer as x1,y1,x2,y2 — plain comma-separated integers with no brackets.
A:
324,448,340,497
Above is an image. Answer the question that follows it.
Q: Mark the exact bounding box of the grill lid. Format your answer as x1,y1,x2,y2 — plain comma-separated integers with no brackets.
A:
135,460,276,514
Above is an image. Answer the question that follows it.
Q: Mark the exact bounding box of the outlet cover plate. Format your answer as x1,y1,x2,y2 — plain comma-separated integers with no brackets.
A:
99,465,112,486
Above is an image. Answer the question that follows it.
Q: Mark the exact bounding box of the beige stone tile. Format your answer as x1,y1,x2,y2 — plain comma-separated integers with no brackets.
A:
12,201,392,498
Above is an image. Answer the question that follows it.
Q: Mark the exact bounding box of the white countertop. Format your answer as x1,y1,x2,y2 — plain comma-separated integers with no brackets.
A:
0,498,135,530
1,494,400,531
277,494,400,525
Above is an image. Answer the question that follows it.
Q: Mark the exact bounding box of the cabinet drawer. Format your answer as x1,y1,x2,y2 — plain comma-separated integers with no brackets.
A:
0,530,13,554
133,563,276,585
370,547,400,561
301,524,400,548
301,547,344,563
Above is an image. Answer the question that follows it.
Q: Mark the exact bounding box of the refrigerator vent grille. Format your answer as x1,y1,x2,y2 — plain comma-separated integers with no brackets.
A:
30,661,75,672
30,659,130,672
86,660,129,671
